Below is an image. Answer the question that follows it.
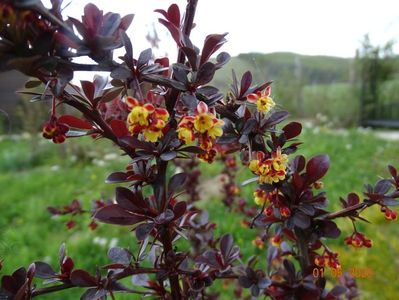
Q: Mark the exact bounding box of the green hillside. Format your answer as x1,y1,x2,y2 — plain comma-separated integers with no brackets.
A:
212,52,354,116
212,52,352,89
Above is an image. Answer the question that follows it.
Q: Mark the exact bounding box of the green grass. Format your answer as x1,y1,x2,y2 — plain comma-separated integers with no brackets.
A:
0,128,398,299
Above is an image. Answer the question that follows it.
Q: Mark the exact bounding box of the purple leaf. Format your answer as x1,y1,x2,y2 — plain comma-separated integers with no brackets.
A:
195,62,216,86
282,122,302,140
33,262,57,279
95,204,145,225
105,172,129,184
107,247,132,265
155,209,174,225
135,223,154,241
200,33,228,66
306,154,330,184
240,71,252,97
70,270,97,287
137,48,152,69
374,179,392,194
80,80,95,102
173,201,187,219
293,212,311,229
168,173,188,196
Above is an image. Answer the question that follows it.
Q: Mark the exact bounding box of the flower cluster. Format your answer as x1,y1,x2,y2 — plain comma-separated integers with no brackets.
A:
344,232,372,248
314,250,341,269
381,207,397,220
249,148,288,184
126,96,169,142
247,86,275,113
252,236,265,249
42,116,69,144
177,101,224,160
270,234,282,247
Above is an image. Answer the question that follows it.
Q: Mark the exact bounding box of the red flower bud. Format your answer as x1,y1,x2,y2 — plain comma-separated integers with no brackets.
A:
314,255,325,267
280,206,291,218
66,220,76,230
385,208,397,220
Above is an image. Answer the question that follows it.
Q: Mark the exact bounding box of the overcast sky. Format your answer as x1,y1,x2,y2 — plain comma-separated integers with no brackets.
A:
44,0,399,59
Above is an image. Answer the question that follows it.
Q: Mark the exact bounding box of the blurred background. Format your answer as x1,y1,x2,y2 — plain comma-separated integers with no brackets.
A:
0,0,398,299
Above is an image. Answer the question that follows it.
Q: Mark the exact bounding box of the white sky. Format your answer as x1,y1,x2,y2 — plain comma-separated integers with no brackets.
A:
44,0,399,59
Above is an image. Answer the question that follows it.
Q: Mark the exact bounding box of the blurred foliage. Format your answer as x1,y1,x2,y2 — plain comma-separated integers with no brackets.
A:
301,83,359,127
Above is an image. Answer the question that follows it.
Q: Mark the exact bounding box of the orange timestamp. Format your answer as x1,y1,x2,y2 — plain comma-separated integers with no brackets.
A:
312,267,374,279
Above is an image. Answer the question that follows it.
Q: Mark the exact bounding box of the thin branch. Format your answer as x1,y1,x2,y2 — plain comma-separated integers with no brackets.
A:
325,202,368,220
32,282,74,297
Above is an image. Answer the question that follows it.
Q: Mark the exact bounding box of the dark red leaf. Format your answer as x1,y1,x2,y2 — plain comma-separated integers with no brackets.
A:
173,201,187,219
200,33,228,66
110,119,128,137
220,234,233,260
347,193,360,206
318,221,341,239
291,155,306,173
263,111,289,127
168,173,187,196
95,204,146,225
80,80,95,102
53,32,81,49
195,62,216,86
33,262,56,279
240,71,252,97
388,165,397,177
70,270,97,287
61,256,74,274
115,187,148,212
167,4,180,27
58,115,92,130
292,172,304,190
282,122,302,140
306,155,330,184
106,172,129,184
99,87,123,103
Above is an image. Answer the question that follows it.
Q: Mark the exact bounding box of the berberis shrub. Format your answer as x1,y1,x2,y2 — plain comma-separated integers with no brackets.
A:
0,1,398,299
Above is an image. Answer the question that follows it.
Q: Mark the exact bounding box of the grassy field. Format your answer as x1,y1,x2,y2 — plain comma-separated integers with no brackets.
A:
0,127,398,299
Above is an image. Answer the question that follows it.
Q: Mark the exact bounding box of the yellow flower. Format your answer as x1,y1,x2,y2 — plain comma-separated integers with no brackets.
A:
249,149,288,184
207,119,224,139
177,127,194,144
247,86,276,113
128,106,150,126
194,113,214,133
125,96,169,142
256,96,275,113
253,189,269,206
143,119,165,142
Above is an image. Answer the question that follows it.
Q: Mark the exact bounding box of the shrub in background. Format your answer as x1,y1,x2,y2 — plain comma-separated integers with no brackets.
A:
0,1,398,299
